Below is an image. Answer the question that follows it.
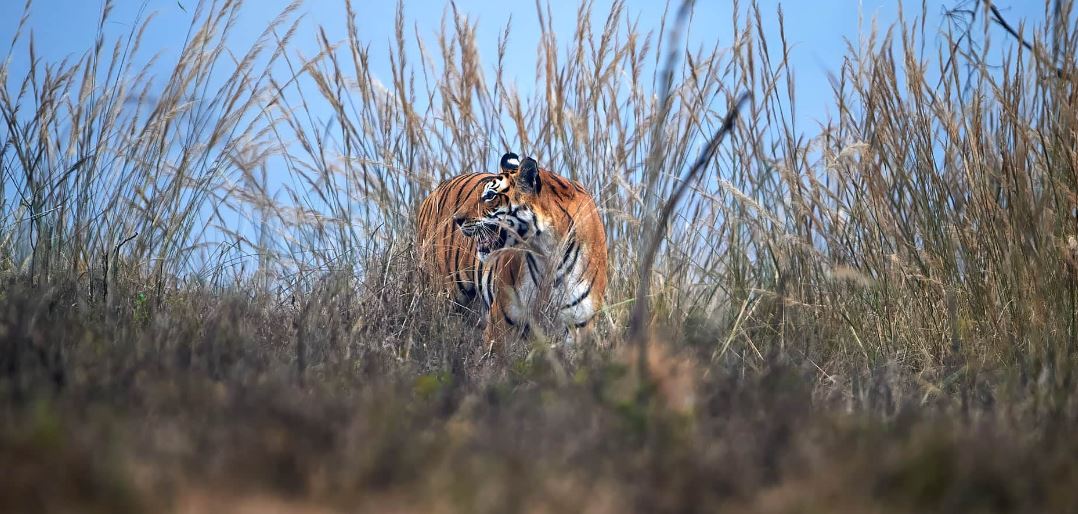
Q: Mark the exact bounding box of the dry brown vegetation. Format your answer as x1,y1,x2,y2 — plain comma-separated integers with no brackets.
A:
2,0,1077,512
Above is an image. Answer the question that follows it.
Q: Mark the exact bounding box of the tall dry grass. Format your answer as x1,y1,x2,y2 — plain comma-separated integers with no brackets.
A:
1,0,310,289
2,0,1078,512
251,0,1077,400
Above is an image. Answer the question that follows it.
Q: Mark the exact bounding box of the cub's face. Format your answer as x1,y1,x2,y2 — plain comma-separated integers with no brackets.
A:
453,153,542,262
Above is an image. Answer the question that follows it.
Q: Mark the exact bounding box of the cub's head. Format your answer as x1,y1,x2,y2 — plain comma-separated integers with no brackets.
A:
453,152,543,261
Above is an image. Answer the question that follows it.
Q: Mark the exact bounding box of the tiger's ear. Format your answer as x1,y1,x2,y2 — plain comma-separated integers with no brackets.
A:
516,157,540,195
500,152,521,174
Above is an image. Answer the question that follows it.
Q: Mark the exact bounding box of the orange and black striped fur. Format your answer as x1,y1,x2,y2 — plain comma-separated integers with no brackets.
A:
416,153,608,345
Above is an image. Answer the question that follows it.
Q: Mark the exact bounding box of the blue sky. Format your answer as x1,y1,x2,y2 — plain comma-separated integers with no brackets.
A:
3,0,1052,132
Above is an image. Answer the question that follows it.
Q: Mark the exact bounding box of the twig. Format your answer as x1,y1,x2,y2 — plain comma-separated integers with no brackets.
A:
627,0,694,390
628,93,751,341
103,232,139,301
982,0,1066,78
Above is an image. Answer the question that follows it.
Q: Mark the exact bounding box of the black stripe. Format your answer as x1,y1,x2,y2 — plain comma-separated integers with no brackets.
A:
561,278,594,310
504,207,520,237
460,178,487,205
525,253,540,283
433,184,449,214
434,174,470,214
500,304,516,326
450,240,462,274
530,214,541,236
453,276,472,298
444,173,478,213
554,243,580,287
556,203,572,224
471,261,484,298
483,261,497,307
549,183,567,200
452,278,468,297
418,200,429,225
439,216,453,246
513,218,525,238
558,240,578,269
439,226,455,277
571,318,592,328
552,175,570,189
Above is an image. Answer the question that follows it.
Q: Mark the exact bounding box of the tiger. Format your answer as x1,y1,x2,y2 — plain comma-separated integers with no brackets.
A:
415,152,608,347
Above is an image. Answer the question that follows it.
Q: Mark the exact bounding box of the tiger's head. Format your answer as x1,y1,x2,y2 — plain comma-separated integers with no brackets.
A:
453,152,543,262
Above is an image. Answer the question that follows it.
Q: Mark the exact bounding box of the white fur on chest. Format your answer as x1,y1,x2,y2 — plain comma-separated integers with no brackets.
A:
552,248,595,326
505,231,595,329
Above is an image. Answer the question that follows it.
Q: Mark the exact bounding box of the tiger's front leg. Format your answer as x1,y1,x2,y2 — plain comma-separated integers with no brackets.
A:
482,298,532,358
478,300,513,362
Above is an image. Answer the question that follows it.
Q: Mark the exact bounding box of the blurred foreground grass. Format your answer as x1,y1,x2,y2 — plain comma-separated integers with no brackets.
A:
3,0,1078,512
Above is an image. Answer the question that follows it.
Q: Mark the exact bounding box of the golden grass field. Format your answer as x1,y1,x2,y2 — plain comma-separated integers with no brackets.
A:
2,0,1077,512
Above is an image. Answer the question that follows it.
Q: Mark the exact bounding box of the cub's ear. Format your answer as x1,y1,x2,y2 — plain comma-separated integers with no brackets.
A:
499,152,521,174
516,156,540,195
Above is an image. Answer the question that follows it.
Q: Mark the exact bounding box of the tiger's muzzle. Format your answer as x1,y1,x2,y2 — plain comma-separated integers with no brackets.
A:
456,218,509,260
